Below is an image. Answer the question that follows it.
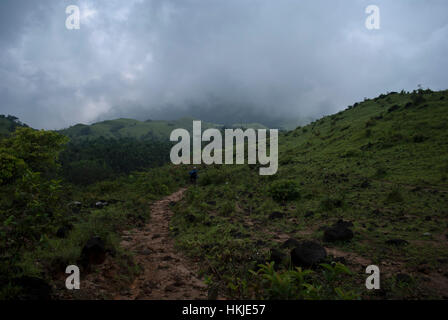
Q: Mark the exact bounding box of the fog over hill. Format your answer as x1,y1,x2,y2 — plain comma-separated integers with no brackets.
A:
0,0,447,129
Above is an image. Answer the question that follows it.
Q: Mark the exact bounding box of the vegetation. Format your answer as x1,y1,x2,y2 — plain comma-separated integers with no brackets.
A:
171,89,448,299
59,137,173,185
59,117,267,142
1,88,448,300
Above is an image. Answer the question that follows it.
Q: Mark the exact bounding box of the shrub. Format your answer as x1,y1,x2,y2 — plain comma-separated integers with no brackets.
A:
269,180,300,202
320,196,344,210
413,134,427,143
200,169,226,186
386,189,404,203
375,167,387,177
411,93,426,105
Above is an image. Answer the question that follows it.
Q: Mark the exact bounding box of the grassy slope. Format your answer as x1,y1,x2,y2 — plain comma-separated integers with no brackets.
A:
171,89,448,299
59,117,268,141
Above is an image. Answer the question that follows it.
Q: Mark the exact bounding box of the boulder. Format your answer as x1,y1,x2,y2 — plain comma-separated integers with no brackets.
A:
334,219,354,228
12,276,52,300
68,201,82,213
323,220,354,242
80,236,106,267
269,248,287,268
95,201,108,209
56,224,73,238
290,241,327,267
281,238,301,249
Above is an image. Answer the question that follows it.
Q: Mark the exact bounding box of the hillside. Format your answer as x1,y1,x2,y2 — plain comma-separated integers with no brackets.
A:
0,115,28,137
2,89,448,301
59,117,268,141
171,89,448,299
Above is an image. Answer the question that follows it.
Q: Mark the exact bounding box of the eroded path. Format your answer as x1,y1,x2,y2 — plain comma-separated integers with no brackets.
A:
115,188,207,299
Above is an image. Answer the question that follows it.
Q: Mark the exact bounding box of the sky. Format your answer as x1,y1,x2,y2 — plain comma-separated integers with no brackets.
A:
0,0,447,129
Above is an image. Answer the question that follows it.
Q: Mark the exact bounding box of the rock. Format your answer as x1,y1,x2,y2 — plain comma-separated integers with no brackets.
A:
290,241,327,267
95,201,108,209
385,239,409,246
323,220,354,242
269,248,286,268
324,227,354,242
423,232,431,236
68,201,82,213
56,224,73,238
334,219,354,228
80,236,106,267
12,276,52,300
269,211,284,220
281,238,301,249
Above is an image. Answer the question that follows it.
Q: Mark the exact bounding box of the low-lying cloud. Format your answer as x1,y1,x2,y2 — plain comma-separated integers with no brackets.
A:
0,0,447,129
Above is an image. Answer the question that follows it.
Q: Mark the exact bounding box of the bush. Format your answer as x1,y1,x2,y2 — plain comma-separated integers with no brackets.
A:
269,180,300,202
386,189,404,203
320,196,344,210
411,93,426,105
200,169,227,186
413,134,427,143
0,149,26,185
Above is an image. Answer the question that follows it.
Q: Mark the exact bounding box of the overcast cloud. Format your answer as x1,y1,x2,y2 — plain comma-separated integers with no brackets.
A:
0,0,447,129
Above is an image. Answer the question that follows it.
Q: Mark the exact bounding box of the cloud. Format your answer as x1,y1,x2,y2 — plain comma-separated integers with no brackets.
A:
0,0,447,129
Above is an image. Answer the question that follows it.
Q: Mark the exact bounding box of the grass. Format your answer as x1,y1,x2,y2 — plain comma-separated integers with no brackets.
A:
0,165,187,299
3,89,447,300
170,89,448,299
59,117,267,141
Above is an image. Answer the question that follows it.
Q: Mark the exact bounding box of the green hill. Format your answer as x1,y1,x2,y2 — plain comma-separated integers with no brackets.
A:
3,89,448,300
0,115,28,137
59,117,268,141
171,88,448,299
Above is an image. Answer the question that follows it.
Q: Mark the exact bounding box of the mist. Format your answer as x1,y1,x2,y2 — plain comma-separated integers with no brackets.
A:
0,0,447,129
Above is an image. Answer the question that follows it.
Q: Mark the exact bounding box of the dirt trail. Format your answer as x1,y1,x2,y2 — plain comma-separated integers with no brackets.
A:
115,188,207,300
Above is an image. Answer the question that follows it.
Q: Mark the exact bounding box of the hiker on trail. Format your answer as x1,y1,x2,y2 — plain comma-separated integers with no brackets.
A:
189,167,198,185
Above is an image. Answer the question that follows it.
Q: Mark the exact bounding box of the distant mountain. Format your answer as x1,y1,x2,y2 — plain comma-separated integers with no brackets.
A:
59,117,268,141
